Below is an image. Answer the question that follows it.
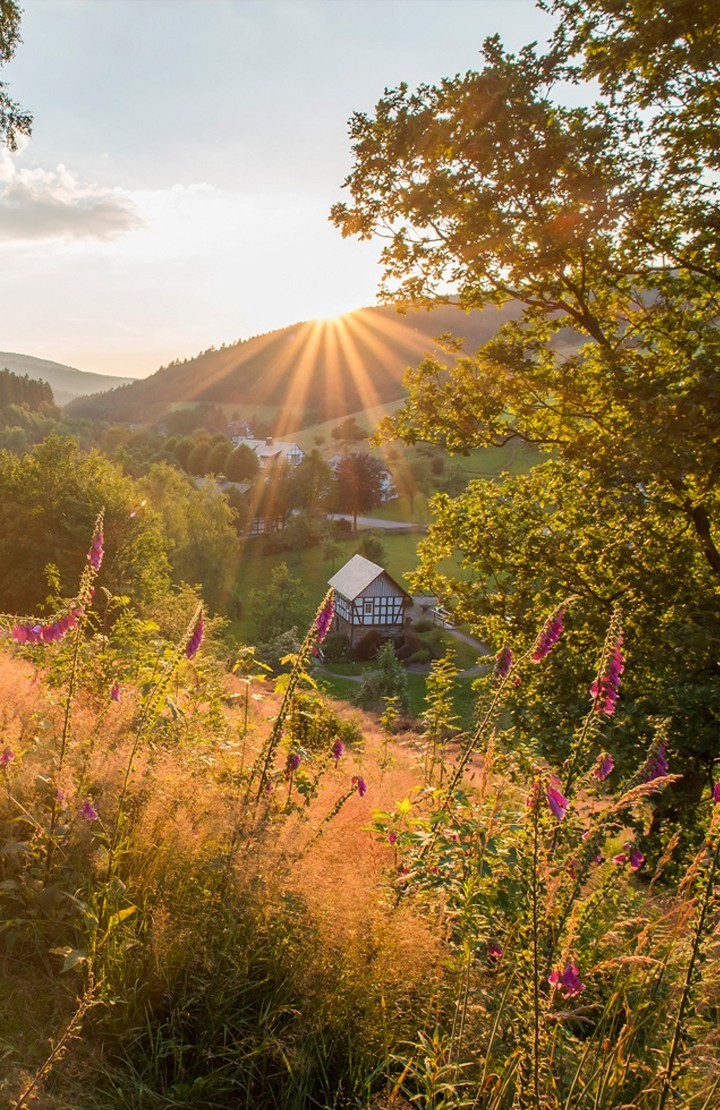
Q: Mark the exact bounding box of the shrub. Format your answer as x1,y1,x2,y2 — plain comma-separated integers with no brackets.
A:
355,641,410,713
352,628,386,661
409,648,431,664
321,631,350,662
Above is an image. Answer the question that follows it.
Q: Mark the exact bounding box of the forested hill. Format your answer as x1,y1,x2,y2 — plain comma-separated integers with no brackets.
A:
0,367,56,411
0,353,135,407
66,302,522,429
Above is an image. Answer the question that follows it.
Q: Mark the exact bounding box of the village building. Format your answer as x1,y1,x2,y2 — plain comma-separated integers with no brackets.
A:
328,554,411,644
230,435,304,469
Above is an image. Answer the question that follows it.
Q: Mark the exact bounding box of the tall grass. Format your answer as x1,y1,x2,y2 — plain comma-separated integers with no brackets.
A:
0,525,718,1108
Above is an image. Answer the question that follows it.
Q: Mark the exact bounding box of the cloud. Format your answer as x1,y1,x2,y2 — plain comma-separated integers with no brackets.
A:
0,150,142,242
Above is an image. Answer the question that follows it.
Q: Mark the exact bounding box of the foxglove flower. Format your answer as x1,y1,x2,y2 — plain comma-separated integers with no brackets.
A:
495,645,513,678
643,743,669,782
388,830,397,845
87,529,104,572
286,752,301,774
487,943,503,962
0,747,14,767
714,781,720,804
316,596,334,643
110,682,121,702
549,961,585,998
532,607,566,663
591,633,624,716
594,752,614,782
81,799,98,821
186,613,204,660
353,775,368,797
547,779,569,821
331,738,344,766
626,843,644,871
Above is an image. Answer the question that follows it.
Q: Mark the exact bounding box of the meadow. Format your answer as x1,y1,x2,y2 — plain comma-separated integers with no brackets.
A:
0,521,718,1109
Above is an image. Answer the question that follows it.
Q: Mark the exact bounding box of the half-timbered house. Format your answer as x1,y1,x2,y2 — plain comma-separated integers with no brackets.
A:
328,555,411,644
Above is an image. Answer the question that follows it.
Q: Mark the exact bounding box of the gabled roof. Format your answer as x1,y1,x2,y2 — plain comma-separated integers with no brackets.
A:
328,554,407,601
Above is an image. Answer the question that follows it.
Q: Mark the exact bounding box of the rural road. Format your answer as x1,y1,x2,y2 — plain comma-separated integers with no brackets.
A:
327,513,423,532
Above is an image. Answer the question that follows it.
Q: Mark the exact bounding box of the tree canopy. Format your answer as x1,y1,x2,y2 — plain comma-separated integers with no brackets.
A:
332,0,720,807
0,1,31,151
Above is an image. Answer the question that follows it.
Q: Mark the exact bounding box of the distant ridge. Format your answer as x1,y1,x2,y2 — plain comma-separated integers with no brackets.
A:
66,302,522,430
0,352,135,407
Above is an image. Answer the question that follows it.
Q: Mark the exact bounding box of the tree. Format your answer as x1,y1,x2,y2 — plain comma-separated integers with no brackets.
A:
0,1,31,152
225,442,259,482
290,448,333,511
205,439,232,476
141,463,238,610
334,452,386,529
186,440,211,477
0,435,172,613
246,563,310,644
332,1,720,808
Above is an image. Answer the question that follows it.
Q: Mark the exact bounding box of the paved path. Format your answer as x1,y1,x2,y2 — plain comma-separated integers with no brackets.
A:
327,513,423,533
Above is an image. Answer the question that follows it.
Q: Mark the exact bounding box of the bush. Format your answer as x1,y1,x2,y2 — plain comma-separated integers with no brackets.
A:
355,641,410,713
409,648,431,664
321,631,350,662
413,617,435,633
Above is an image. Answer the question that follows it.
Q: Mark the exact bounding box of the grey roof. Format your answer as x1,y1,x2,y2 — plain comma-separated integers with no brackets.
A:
328,554,387,600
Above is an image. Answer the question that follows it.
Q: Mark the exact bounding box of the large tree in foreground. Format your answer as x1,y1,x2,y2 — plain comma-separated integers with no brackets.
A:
0,1,31,150
332,0,720,812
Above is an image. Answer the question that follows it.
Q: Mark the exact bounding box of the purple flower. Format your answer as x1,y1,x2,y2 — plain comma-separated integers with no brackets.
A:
549,961,585,998
353,775,368,798
110,681,120,702
331,738,344,766
87,530,104,572
81,799,98,821
495,645,513,678
644,743,669,782
388,830,397,845
56,788,67,802
613,852,628,865
547,779,569,821
714,781,720,804
625,843,644,871
316,596,334,643
594,752,615,782
0,747,14,767
286,752,301,774
186,613,204,660
487,943,503,962
591,634,624,716
532,607,566,663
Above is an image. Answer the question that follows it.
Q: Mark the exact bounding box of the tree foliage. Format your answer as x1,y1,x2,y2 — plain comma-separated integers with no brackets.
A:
0,0,31,151
334,451,387,528
332,0,720,798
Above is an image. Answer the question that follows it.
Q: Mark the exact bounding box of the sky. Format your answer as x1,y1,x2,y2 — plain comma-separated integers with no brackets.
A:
0,0,556,378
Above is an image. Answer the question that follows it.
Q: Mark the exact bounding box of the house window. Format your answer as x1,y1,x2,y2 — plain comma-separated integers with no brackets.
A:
363,600,374,617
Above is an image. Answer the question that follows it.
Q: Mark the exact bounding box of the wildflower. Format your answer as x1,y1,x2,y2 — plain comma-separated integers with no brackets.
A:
186,613,204,660
316,595,335,643
626,844,644,871
388,830,397,845
594,751,614,781
495,645,513,678
0,747,14,767
532,606,565,663
547,778,569,821
643,743,669,782
613,851,627,865
87,529,104,572
331,738,344,766
353,775,368,797
110,681,120,702
286,752,301,774
714,781,720,804
591,633,624,715
549,960,585,998
56,788,67,802
487,943,503,962
81,799,98,821
566,858,580,879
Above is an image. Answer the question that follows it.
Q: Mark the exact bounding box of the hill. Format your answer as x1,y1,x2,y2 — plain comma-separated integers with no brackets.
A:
0,352,135,407
66,302,522,431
